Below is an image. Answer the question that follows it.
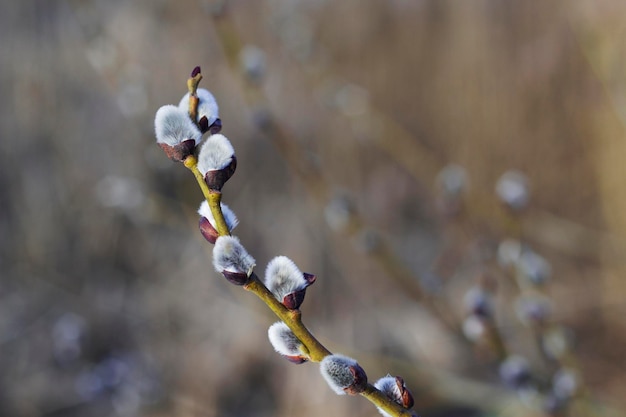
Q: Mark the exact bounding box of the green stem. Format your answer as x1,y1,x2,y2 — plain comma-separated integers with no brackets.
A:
184,156,231,236
244,273,330,361
244,273,415,416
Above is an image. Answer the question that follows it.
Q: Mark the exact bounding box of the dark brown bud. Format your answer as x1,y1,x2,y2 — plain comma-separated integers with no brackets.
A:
198,116,223,135
221,270,252,286
199,217,219,244
281,273,316,310
344,363,368,395
395,376,414,409
158,139,196,162
204,155,237,191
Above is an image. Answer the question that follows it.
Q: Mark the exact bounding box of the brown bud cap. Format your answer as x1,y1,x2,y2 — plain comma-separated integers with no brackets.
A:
344,363,368,395
281,273,316,310
158,139,196,162
221,270,252,286
199,217,219,244
321,354,368,396
284,355,307,364
204,155,237,191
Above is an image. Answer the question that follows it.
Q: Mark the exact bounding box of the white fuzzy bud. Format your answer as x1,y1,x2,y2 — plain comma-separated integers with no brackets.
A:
179,89,220,129
324,195,354,232
239,45,266,81
436,164,468,198
154,105,201,146
320,354,367,395
375,377,399,417
518,250,551,285
374,375,415,416
542,326,573,360
515,294,552,326
265,256,307,301
496,170,530,210
463,287,494,318
197,134,235,175
499,355,531,389
462,315,486,342
212,236,255,279
497,239,522,268
552,368,580,400
198,201,239,232
267,322,305,363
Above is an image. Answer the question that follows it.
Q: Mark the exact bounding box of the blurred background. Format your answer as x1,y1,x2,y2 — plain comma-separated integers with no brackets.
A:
1,1,626,416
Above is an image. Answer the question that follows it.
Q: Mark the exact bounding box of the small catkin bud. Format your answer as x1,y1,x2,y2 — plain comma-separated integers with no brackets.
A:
517,250,551,285
552,368,580,400
179,89,221,134
374,375,415,415
239,44,267,82
267,321,307,364
198,201,239,244
515,294,552,326
197,134,237,191
463,287,494,319
542,326,573,360
264,256,316,310
436,163,468,216
154,105,202,161
324,195,355,232
212,236,255,285
495,170,530,211
320,354,368,396
499,355,532,390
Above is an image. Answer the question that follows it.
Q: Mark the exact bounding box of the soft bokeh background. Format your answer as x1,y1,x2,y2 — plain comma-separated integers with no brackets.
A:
2,1,626,416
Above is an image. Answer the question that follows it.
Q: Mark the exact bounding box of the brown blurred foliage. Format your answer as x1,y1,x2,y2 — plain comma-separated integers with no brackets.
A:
1,1,626,416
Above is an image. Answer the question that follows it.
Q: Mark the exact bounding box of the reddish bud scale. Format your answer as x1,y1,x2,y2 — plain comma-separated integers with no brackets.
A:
158,139,196,162
395,376,414,409
199,117,223,135
209,118,222,134
281,273,316,310
204,156,237,191
191,66,202,77
221,270,251,286
344,365,368,395
284,355,307,364
199,217,219,244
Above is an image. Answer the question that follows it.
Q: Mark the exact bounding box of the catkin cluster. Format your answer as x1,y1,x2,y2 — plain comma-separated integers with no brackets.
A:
154,67,417,417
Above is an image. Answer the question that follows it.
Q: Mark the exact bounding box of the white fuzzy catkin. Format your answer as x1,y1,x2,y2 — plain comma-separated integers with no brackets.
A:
212,236,255,275
374,375,401,417
264,256,307,301
179,89,219,127
197,134,235,175
198,201,239,232
499,355,530,389
495,170,529,210
154,105,202,146
518,250,551,285
267,321,302,357
320,354,359,395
